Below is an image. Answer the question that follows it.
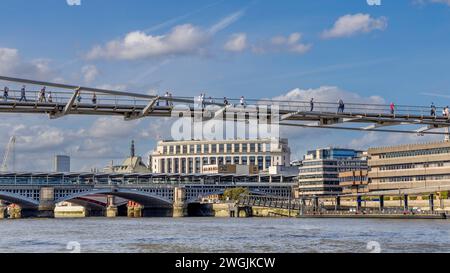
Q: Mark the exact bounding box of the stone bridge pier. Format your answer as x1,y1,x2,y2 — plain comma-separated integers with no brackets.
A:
106,195,118,218
37,187,55,218
173,187,187,217
0,200,7,219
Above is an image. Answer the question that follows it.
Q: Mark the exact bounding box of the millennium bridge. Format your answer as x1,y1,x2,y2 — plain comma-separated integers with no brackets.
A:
0,75,449,136
0,172,295,218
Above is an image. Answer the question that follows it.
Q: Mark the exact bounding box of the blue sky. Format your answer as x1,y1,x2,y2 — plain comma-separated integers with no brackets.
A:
0,0,450,171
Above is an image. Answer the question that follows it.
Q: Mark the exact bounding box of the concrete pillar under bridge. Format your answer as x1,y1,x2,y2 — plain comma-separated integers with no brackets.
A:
37,187,55,218
173,187,187,217
0,200,7,219
106,195,118,218
127,201,142,218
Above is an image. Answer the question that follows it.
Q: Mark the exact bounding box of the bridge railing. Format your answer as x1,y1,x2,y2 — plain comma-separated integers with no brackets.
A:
0,88,444,118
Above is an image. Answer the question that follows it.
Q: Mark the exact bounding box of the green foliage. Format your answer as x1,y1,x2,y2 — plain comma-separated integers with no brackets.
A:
222,187,250,201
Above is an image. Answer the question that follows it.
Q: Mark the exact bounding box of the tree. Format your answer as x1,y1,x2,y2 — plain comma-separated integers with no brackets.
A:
222,187,249,201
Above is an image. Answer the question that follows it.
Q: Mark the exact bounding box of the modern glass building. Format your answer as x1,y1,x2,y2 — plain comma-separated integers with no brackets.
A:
296,148,367,196
54,155,70,173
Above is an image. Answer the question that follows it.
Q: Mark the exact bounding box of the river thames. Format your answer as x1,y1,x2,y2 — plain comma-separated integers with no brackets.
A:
1,218,449,253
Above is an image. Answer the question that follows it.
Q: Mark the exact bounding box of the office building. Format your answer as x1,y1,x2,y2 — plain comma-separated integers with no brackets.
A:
339,170,369,194
296,148,367,196
150,138,291,174
368,141,450,191
54,155,70,173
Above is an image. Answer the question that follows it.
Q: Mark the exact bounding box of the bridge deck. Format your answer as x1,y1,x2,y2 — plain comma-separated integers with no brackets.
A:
1,75,449,135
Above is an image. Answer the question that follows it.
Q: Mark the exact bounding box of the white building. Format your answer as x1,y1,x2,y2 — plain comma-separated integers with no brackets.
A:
150,138,291,174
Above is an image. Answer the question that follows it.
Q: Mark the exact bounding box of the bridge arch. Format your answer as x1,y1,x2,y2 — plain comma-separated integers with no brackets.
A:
0,191,40,208
54,188,173,207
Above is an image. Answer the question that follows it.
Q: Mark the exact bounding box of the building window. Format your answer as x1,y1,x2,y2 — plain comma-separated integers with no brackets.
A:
234,156,240,164
242,157,248,165
196,145,201,154
250,156,255,165
250,143,256,153
226,156,232,164
203,144,209,153
234,144,240,153
211,157,217,164
242,144,248,153
219,144,224,153
265,156,271,168
226,144,232,153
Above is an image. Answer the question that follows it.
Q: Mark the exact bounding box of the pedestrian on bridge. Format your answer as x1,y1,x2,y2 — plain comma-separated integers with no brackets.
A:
240,96,246,107
164,91,170,106
19,85,27,102
224,97,229,105
444,106,449,118
337,99,344,113
47,91,53,103
76,92,82,104
431,103,436,117
39,86,46,102
310,98,314,111
169,92,173,107
390,102,395,115
92,92,97,104
200,93,205,109
3,86,8,101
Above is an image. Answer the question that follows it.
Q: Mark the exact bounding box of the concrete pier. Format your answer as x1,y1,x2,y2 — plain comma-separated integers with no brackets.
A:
7,205,21,219
0,200,7,219
106,195,118,218
127,201,142,218
38,187,55,218
173,187,187,217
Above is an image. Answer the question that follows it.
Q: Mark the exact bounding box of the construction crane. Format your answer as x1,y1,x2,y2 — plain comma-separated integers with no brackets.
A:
1,136,16,172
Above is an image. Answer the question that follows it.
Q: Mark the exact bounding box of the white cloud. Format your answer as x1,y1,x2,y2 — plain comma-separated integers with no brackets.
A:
224,33,247,52
89,117,141,139
81,65,99,83
322,13,388,39
0,47,54,79
272,86,385,105
253,32,312,55
86,24,209,61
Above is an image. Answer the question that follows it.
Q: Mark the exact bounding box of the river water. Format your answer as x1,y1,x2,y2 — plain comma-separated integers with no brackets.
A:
0,217,449,253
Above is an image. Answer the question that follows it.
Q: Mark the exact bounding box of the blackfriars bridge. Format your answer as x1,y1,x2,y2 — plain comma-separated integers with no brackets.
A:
0,172,295,218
